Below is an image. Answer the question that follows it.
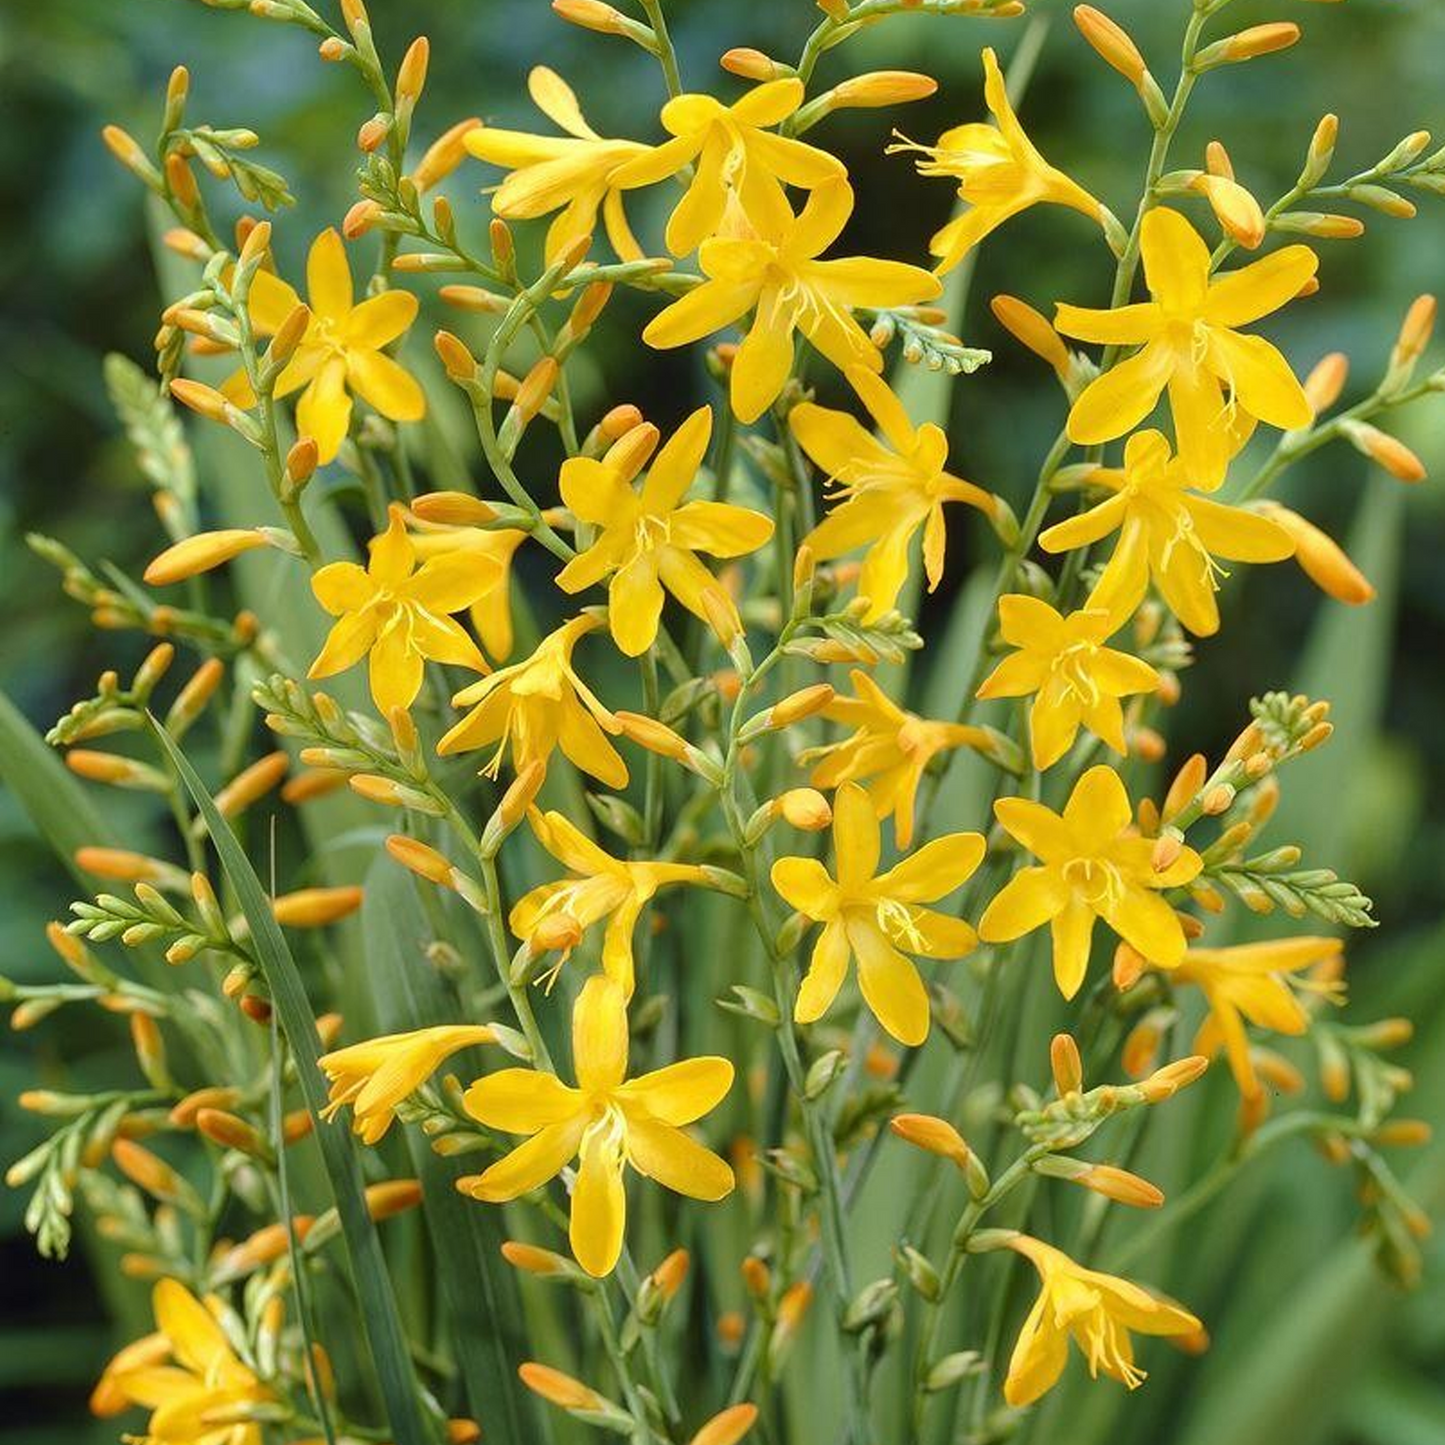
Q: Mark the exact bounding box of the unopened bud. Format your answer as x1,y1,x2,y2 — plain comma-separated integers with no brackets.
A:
214,751,289,818
1074,5,1147,85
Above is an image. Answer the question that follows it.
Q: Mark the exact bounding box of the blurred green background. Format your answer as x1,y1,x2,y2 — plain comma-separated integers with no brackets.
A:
2,0,1443,1440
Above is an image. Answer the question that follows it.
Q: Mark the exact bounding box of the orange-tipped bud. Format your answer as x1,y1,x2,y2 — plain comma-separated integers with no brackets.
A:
170,1086,243,1127
1050,1033,1084,1095
386,834,455,885
889,1112,970,1169
1076,1164,1164,1208
991,294,1071,377
434,330,479,383
1139,1055,1209,1102
1195,173,1265,249
775,1281,813,1334
195,1108,269,1158
1303,351,1349,412
397,36,429,107
74,847,172,883
102,124,152,178
515,357,559,421
365,1179,424,1220
280,768,348,805
272,886,364,927
111,1139,183,1201
721,48,786,82
144,529,268,586
1340,420,1426,482
691,1404,760,1445
518,1362,605,1412
832,71,937,108
649,1248,690,1301
1204,22,1301,65
1074,5,1148,85
437,284,509,315
413,117,481,192
741,1255,771,1300
1162,752,1208,822
1258,503,1375,604
769,683,835,728
614,710,691,762
65,750,169,791
551,0,628,33
776,788,832,831
412,490,498,526
501,1240,575,1277
1391,294,1437,371
214,751,289,819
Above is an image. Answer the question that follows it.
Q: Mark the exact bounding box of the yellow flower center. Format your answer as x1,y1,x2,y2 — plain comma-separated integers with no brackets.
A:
874,897,926,950
1062,857,1124,911
1051,641,1102,708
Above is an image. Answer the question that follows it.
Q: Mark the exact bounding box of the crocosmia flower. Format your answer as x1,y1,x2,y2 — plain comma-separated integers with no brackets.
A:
459,975,734,1277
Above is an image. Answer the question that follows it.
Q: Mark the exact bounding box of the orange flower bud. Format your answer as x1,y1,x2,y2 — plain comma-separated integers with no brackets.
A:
1049,1033,1084,1095
614,710,691,762
145,528,268,586
1340,420,1426,482
552,0,628,33
832,71,938,108
195,1108,268,1157
272,886,364,927
776,788,832,831
1303,351,1349,412
214,751,289,818
434,329,479,383
397,36,429,107
412,117,481,192
1258,502,1374,604
889,1112,970,1169
691,1404,759,1445
721,48,785,82
365,1178,424,1220
769,683,835,728
1391,294,1436,370
1139,1055,1209,1102
386,834,455,885
1075,1164,1164,1208
502,1240,575,1276
519,1362,604,1412
1074,6,1148,85
991,294,1071,377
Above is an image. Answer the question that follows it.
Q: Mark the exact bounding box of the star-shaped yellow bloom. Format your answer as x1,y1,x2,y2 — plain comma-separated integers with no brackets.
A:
309,504,498,715
611,78,845,256
802,669,994,849
792,365,1006,621
230,228,425,463
643,179,942,423
511,808,713,998
464,67,648,264
1038,430,1294,635
555,407,774,654
99,1278,272,1444
438,614,627,787
1131,936,1343,1098
892,47,1107,275
977,595,1160,770
770,781,984,1045
1056,208,1317,487
1002,1233,1201,1407
459,974,734,1277
978,765,1201,999
318,1024,496,1145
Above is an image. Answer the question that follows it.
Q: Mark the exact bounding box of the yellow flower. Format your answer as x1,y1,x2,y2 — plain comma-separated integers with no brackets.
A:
643,179,942,423
464,67,648,264
459,974,734,1277
892,47,1107,274
802,669,993,849
1056,208,1317,486
230,228,425,463
555,407,774,654
977,595,1159,770
318,1024,496,1145
1145,936,1343,1097
1037,430,1294,635
438,614,627,788
611,78,846,256
101,1278,271,1444
1002,1234,1201,1407
409,523,529,662
309,504,498,715
978,765,1201,999
770,781,984,1045
791,365,1005,621
511,808,712,997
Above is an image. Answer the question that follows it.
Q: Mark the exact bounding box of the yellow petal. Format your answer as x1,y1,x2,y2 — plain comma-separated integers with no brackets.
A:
875,833,986,902
643,278,759,350
794,919,850,1024
1066,341,1172,446
570,1121,628,1276
1050,897,1096,998
847,915,929,1046
306,227,353,320
1003,1291,1070,1408
977,865,1069,942
620,1057,734,1125
608,556,665,656
625,1115,735,1200
1138,207,1211,312
312,561,373,615
462,1117,584,1201
770,856,838,920
368,618,425,713
347,349,426,422
993,797,1072,860
572,974,628,1092
463,1069,582,1132
296,356,352,464
1205,244,1318,327
343,290,419,349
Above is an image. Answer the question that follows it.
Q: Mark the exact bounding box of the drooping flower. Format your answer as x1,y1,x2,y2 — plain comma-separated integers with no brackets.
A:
891,47,1108,274
511,808,713,997
309,504,499,714
464,67,649,263
1002,1234,1202,1407
229,228,425,463
554,407,774,654
1056,208,1317,486
459,974,734,1277
1037,430,1294,635
611,78,846,256
318,1024,497,1145
978,765,1201,999
791,364,1007,621
643,179,942,423
802,669,995,849
99,1278,271,1444
770,781,985,1045
437,614,627,788
977,595,1160,769
1129,936,1343,1097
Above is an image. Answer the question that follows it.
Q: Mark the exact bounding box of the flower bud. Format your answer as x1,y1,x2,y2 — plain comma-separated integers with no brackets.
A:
1258,502,1374,604
721,49,786,81
991,294,1071,377
1074,6,1148,86
1050,1033,1084,1095
690,1404,759,1445
519,1362,605,1412
214,751,289,818
889,1112,970,1169
777,788,832,831
1340,419,1426,482
412,117,481,192
1303,351,1349,413
832,71,937,108
1139,1055,1209,1102
145,528,269,585
272,886,364,927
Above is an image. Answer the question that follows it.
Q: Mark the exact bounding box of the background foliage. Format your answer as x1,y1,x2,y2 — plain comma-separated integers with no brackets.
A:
1,0,1443,1441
